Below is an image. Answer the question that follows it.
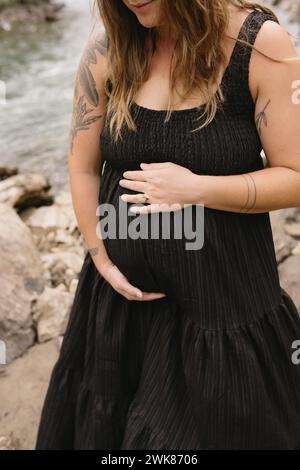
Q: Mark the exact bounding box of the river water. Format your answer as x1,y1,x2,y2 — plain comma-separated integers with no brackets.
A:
0,0,299,191
0,0,96,190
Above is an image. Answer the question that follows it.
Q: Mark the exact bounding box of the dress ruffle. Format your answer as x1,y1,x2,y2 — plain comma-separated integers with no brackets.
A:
35,254,300,450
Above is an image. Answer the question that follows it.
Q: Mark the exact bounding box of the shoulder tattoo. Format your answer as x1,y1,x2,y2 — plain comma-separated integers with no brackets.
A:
69,32,107,154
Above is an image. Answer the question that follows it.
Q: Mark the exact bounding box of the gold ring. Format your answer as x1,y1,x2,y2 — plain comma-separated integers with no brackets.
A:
139,194,149,203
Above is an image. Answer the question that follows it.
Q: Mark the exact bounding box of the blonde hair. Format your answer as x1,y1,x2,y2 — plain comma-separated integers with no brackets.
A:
93,0,300,142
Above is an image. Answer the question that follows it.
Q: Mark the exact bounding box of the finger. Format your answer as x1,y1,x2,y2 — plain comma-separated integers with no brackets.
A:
137,292,166,301
122,170,149,181
120,283,166,301
119,179,146,192
120,193,150,204
118,279,143,298
140,162,173,169
130,203,167,214
122,293,143,301
122,292,166,301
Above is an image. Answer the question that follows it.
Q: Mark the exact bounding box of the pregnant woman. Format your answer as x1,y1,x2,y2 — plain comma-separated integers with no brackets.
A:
35,0,300,450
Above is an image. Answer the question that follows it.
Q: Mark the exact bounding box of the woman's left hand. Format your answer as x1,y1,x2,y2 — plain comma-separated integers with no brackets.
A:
119,162,201,214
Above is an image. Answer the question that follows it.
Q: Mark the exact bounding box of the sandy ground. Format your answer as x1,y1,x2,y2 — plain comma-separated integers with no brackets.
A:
0,339,59,450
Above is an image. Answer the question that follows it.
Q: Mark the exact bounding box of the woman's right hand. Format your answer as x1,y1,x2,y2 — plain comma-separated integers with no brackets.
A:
98,259,166,301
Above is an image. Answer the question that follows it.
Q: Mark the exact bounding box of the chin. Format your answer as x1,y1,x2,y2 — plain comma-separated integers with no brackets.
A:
137,18,159,28
125,0,161,28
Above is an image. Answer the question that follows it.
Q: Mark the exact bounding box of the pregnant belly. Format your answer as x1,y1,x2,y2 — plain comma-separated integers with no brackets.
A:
99,164,206,293
98,163,280,321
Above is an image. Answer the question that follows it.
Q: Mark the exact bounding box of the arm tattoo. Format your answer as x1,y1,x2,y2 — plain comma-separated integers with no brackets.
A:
86,245,116,269
69,32,107,154
239,173,257,213
69,97,103,154
87,246,100,257
255,99,271,136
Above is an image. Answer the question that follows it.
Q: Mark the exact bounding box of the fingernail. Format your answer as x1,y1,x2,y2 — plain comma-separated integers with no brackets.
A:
137,291,143,298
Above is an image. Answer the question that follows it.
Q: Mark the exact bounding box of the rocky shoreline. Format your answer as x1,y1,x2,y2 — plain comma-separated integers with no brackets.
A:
0,165,299,449
0,167,85,448
0,165,85,364
0,0,65,31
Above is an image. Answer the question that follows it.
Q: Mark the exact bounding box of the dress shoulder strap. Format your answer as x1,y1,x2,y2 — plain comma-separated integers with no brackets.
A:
226,8,280,95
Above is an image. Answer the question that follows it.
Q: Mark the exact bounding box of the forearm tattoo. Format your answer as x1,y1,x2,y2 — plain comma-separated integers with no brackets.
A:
69,33,107,154
87,246,100,257
85,244,116,270
255,99,271,136
239,173,257,213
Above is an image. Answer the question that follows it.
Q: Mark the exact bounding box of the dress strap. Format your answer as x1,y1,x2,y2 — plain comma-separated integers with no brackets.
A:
225,9,280,97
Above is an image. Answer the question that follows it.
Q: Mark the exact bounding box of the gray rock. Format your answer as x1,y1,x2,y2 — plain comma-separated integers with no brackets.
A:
278,254,300,312
0,165,18,181
20,197,79,238
0,339,59,450
284,223,300,239
270,209,297,263
0,203,45,363
40,250,84,287
32,284,74,343
20,204,71,235
0,173,53,210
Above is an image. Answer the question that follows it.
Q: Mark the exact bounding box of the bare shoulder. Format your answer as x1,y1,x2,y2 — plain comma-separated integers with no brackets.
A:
253,18,298,59
248,17,299,103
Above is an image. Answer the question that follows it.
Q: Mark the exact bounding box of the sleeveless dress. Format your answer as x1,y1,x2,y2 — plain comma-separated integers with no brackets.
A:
35,9,300,450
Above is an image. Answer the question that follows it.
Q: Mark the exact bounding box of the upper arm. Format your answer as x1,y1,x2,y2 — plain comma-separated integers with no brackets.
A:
68,27,109,173
251,20,300,172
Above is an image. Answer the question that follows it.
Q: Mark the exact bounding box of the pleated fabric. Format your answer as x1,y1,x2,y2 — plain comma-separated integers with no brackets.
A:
35,9,300,450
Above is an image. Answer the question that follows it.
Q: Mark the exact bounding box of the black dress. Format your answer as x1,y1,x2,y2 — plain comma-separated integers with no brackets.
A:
35,9,300,450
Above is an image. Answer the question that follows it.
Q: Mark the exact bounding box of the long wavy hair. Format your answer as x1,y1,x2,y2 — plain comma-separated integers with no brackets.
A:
93,0,299,142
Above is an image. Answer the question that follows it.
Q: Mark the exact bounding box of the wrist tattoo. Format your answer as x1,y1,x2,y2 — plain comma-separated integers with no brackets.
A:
240,173,257,213
87,246,100,257
239,174,250,213
245,173,257,213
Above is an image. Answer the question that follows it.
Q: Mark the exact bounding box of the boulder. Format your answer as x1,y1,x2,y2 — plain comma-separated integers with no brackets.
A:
0,203,45,363
20,196,79,237
32,284,74,343
270,209,297,264
278,254,300,313
284,223,300,239
20,204,71,235
0,165,18,181
0,173,53,210
40,250,84,287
